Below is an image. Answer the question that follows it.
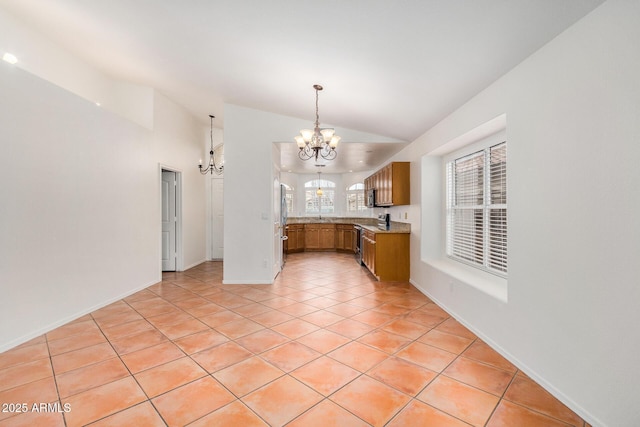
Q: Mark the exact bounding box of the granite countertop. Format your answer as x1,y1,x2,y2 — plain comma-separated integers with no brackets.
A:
357,223,411,234
286,217,376,225
286,217,410,234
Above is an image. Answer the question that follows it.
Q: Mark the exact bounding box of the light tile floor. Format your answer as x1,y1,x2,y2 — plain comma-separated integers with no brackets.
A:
0,252,590,426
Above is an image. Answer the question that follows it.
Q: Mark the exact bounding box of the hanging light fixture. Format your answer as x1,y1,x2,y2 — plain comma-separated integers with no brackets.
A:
295,84,340,162
199,115,224,175
316,171,323,196
316,171,323,219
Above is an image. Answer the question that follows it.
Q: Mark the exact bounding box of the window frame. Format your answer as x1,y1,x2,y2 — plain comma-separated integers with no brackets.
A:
346,182,366,213
304,178,336,215
281,183,294,214
445,140,507,277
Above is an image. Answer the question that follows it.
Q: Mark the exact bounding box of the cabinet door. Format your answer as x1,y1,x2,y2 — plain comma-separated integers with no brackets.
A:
320,228,336,249
296,229,306,250
284,228,290,252
286,226,305,253
362,230,376,275
343,229,354,251
369,234,376,274
305,226,320,249
336,229,345,250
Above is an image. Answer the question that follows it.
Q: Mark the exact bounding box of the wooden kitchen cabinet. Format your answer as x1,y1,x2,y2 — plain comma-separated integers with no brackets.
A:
304,224,336,251
336,224,355,252
320,225,336,249
362,229,409,281
362,229,376,275
285,224,305,253
304,224,320,249
365,161,410,206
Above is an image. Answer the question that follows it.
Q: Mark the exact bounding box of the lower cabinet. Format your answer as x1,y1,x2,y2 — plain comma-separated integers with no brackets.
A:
304,224,335,251
336,224,355,252
362,230,409,281
287,223,356,253
362,230,376,275
285,224,305,253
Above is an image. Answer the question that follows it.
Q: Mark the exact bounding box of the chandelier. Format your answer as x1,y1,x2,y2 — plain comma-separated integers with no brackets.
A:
295,84,340,161
199,115,224,175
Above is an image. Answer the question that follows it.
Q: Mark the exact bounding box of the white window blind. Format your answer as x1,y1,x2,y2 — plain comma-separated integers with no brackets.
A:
304,179,336,215
346,183,366,212
447,142,507,276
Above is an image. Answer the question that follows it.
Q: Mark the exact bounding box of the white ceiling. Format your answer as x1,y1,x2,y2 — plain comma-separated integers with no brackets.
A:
1,0,604,173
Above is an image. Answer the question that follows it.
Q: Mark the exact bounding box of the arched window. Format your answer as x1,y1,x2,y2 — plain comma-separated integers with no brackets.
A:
346,182,366,212
282,183,294,214
305,178,335,215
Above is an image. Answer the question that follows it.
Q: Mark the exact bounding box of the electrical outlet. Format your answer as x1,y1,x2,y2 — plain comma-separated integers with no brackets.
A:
262,259,267,268
404,212,408,219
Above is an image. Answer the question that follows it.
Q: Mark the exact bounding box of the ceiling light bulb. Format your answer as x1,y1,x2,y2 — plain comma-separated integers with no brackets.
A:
2,53,18,64
300,129,313,142
320,128,335,140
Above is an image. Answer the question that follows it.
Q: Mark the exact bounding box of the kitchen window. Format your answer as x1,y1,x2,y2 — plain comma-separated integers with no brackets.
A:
446,141,507,276
282,183,294,214
346,182,366,212
305,178,335,215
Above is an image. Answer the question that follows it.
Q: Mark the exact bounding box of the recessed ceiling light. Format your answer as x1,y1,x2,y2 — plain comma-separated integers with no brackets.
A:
2,53,18,64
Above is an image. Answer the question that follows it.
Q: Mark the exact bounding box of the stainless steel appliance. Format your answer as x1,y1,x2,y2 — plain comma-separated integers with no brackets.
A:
366,189,376,208
354,225,363,265
377,213,391,230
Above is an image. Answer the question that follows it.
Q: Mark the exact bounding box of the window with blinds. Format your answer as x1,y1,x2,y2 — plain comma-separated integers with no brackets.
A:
446,142,507,276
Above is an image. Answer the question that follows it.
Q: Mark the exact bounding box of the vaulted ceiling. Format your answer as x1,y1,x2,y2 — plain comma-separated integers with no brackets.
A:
1,0,605,172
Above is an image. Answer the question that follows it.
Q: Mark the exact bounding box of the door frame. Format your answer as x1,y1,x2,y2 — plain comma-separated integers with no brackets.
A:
159,164,183,272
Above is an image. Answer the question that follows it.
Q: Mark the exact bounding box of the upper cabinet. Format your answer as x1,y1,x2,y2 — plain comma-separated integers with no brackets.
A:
365,162,410,206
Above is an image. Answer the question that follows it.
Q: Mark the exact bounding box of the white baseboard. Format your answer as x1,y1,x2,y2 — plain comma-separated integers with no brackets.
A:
182,258,208,271
222,280,273,285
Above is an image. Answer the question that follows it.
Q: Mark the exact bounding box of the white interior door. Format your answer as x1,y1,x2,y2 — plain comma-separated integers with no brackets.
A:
211,177,224,260
162,170,177,271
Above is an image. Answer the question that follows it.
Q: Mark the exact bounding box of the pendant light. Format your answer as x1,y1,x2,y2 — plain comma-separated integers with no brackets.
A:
316,171,323,196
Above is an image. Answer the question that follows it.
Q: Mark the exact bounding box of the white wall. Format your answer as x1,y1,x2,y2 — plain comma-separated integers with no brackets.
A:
0,63,206,352
223,105,296,284
0,7,154,129
388,1,640,425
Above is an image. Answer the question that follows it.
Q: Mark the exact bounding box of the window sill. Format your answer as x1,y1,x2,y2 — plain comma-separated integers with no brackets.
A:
424,258,508,303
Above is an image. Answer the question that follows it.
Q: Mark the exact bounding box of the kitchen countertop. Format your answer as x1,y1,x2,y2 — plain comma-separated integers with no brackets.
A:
286,217,410,234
